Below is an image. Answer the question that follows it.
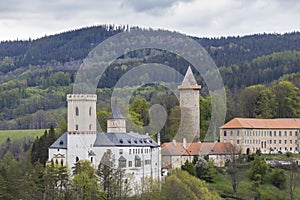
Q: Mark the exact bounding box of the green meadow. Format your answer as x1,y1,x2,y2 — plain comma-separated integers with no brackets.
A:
0,129,45,144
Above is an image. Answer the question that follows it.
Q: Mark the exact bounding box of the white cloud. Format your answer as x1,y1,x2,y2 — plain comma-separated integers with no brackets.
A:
0,0,299,41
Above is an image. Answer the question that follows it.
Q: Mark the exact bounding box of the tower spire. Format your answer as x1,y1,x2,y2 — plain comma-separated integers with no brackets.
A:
181,66,198,86
108,101,124,119
179,66,201,89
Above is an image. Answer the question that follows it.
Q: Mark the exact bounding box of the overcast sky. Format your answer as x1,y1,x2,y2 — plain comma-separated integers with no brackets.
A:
0,0,299,41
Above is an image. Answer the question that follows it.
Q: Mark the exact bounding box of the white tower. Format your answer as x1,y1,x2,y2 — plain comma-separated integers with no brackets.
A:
107,102,126,133
67,94,97,132
66,94,97,168
178,66,201,142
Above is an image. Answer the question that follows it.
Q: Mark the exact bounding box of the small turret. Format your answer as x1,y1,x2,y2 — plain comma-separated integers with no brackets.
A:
107,102,126,133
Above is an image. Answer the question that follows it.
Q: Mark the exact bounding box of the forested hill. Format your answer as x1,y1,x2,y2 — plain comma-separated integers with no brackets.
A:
1,26,300,69
0,25,300,131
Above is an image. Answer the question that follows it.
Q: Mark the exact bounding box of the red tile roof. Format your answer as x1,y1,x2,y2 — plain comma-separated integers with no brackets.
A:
161,142,237,156
220,118,300,129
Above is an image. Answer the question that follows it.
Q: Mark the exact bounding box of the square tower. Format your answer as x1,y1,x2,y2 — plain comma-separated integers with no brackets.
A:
67,94,97,132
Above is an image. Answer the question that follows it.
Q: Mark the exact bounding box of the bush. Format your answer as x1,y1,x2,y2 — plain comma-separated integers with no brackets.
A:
270,168,286,189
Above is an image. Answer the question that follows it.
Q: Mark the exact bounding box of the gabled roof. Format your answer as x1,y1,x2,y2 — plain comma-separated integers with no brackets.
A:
88,150,96,156
220,118,300,129
118,155,126,161
108,102,124,119
49,132,67,149
161,142,237,156
94,132,159,147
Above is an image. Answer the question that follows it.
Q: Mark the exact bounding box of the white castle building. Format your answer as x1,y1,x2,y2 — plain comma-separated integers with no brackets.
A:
48,94,161,182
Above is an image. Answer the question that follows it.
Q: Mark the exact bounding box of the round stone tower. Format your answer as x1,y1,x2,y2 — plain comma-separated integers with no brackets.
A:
178,66,201,142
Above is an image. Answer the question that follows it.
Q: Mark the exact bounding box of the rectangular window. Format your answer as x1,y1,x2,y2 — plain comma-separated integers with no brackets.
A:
279,140,281,144
274,140,276,144
290,140,292,144
284,140,287,144
128,161,132,167
270,131,272,137
296,140,298,144
290,131,293,136
284,131,287,137
129,149,131,154
279,131,281,137
230,131,233,136
224,131,227,137
296,131,298,137
119,160,126,168
270,140,272,144
145,160,151,165
119,149,123,155
237,139,240,144
274,131,276,137
237,131,240,136
135,158,141,167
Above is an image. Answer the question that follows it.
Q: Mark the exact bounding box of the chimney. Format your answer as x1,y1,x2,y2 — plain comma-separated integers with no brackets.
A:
172,139,176,146
183,138,187,149
157,132,161,145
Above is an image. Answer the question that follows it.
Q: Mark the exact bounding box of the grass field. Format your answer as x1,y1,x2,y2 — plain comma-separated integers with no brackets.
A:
0,129,45,144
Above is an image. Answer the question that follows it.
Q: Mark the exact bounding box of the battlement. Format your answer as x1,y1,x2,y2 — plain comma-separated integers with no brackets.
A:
67,94,97,101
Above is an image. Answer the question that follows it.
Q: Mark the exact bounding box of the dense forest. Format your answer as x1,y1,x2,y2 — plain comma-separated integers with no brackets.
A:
0,25,299,143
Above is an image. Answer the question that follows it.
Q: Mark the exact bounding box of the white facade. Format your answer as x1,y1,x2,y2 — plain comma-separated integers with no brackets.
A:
67,94,97,132
49,94,161,184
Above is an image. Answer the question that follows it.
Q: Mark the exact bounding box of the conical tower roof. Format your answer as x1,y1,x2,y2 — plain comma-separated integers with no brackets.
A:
108,102,125,119
178,66,201,90
181,66,198,86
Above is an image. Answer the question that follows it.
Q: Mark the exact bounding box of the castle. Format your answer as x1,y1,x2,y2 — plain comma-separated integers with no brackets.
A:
48,95,161,183
49,66,231,181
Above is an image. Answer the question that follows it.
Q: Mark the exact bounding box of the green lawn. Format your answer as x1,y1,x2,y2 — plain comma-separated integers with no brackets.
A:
0,129,45,144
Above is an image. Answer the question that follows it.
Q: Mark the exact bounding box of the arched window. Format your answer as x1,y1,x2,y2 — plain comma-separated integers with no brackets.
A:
91,157,93,163
75,107,79,116
89,107,92,116
76,157,79,163
60,159,64,166
76,124,79,130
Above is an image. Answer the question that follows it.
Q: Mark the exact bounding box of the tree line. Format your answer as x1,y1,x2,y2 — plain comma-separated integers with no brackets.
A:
0,127,220,200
